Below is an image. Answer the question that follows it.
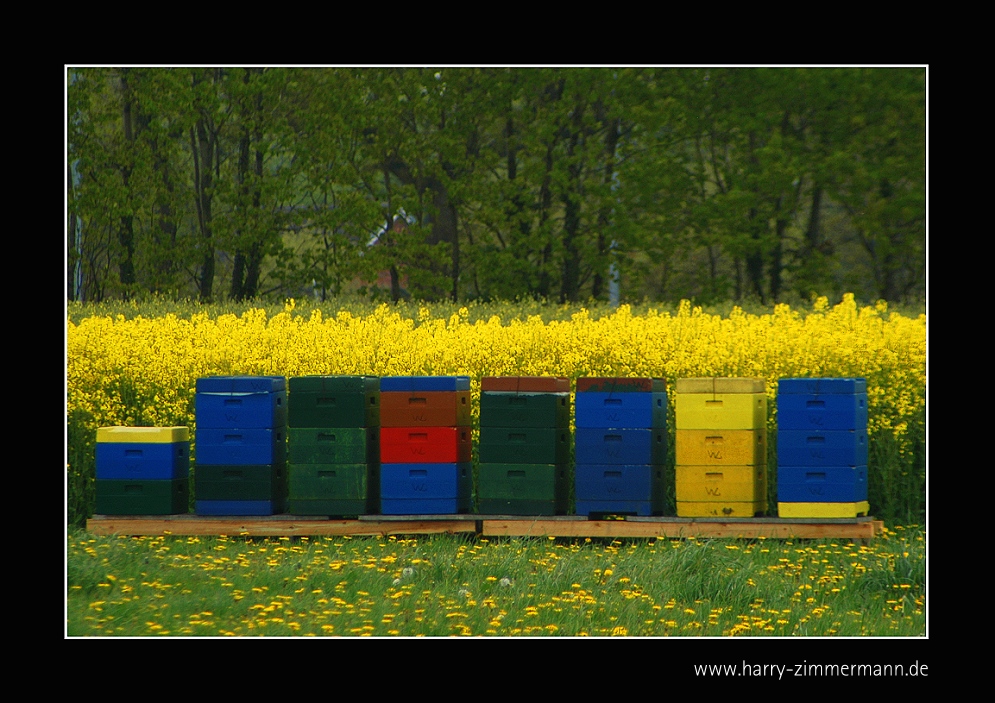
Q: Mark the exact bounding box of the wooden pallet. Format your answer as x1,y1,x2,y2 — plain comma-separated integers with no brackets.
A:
85,513,884,540
481,516,884,540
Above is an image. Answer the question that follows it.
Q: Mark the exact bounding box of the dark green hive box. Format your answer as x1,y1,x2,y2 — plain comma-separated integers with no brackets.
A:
193,464,287,504
288,427,379,464
476,463,569,515
288,463,378,515
95,478,189,515
288,376,380,428
477,426,571,465
479,392,570,428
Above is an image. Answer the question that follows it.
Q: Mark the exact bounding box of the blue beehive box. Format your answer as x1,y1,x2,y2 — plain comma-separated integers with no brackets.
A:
196,377,287,429
195,428,286,465
777,429,868,466
776,378,867,431
574,464,666,516
379,462,472,514
777,466,868,502
574,428,667,465
574,391,668,429
96,442,189,480
777,394,868,431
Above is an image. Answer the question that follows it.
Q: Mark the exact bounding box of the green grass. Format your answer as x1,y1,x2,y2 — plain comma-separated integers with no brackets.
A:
66,525,925,637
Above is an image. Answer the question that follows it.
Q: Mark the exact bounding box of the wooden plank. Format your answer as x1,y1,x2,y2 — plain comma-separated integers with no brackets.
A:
481,518,880,540
84,515,885,540
86,515,477,537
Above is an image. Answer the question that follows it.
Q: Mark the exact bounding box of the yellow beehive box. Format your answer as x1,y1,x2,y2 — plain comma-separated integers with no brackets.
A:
675,429,766,465
96,426,190,443
675,465,766,502
777,501,870,518
675,377,765,394
676,500,767,518
676,393,767,430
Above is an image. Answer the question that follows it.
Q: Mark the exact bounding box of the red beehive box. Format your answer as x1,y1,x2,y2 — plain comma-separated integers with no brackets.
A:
380,426,472,463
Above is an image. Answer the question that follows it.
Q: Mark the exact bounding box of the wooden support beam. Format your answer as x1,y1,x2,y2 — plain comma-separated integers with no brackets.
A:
84,514,884,540
85,514,478,537
481,518,884,540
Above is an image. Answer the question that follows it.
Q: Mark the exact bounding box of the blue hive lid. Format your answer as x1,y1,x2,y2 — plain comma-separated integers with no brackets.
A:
380,376,471,392
196,376,287,393
777,378,866,395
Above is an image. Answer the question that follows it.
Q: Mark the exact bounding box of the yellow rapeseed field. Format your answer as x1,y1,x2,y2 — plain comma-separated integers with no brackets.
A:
66,294,926,523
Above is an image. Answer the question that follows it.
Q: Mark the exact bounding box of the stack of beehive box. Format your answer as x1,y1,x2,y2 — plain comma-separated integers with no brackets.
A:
776,378,869,518
573,377,668,516
287,376,380,516
476,376,571,515
94,426,190,514
194,376,287,516
379,376,472,514
674,377,768,517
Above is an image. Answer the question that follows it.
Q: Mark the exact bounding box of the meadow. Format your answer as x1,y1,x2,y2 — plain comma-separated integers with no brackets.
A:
66,525,925,637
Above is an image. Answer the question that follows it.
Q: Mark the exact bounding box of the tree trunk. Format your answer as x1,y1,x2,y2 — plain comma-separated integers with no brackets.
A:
191,115,215,302
229,114,250,301
536,141,555,299
117,69,136,299
805,185,823,251
770,217,785,302
241,68,266,300
559,102,586,304
592,116,620,300
68,168,79,301
746,207,766,304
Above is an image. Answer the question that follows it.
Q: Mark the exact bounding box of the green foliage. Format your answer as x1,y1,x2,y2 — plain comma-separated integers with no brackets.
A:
68,67,926,306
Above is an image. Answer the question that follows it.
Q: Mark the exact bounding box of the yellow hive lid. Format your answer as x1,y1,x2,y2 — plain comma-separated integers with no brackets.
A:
96,426,189,443
675,377,766,394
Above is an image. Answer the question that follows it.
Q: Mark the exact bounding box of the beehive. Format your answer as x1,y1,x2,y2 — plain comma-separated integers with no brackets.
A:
377,377,472,515
194,376,287,516
776,378,869,518
477,377,570,515
287,376,380,517
94,426,190,515
674,378,767,518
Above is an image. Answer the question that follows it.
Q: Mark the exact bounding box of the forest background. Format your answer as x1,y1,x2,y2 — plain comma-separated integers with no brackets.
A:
66,66,926,307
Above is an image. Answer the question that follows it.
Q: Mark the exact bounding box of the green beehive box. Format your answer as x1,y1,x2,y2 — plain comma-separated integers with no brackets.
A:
288,427,379,465
477,427,571,465
193,464,287,502
479,392,570,428
288,463,377,515
288,376,380,428
476,463,569,515
287,463,374,500
95,478,189,515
